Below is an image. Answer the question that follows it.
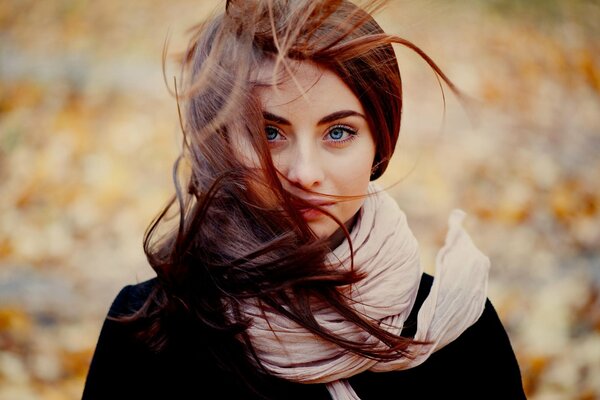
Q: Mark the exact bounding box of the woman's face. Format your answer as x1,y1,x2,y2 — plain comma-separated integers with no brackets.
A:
255,61,376,241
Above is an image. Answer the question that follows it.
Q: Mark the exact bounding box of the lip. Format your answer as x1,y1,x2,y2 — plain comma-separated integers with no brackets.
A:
298,207,326,220
296,199,334,221
302,198,335,207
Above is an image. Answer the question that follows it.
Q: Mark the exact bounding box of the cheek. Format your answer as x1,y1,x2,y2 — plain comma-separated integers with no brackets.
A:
229,132,282,207
334,152,375,212
269,152,284,172
336,142,376,189
339,164,371,193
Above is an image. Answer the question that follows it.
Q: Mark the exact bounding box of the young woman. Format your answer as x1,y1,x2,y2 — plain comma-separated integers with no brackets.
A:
83,1,526,398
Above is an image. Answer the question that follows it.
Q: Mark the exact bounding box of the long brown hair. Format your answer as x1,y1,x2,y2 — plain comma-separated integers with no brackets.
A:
122,0,460,390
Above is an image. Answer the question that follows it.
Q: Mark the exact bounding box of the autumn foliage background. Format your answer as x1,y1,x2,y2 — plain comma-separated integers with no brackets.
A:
1,0,599,399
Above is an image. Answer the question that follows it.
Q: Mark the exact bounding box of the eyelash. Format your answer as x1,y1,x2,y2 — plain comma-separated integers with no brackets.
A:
265,124,358,146
326,124,358,146
265,126,284,142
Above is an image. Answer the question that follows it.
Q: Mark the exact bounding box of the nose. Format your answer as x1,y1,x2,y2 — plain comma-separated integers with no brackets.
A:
283,141,324,189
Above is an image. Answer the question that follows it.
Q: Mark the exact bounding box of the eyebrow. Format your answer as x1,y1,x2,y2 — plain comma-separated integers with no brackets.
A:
262,110,366,126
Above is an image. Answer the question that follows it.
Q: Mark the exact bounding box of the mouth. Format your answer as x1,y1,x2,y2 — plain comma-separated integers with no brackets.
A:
296,202,334,221
298,207,324,220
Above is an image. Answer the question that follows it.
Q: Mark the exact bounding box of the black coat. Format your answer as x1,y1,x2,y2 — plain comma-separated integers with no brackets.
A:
82,273,527,399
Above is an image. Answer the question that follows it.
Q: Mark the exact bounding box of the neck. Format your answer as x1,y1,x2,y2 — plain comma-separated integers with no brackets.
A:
327,213,359,250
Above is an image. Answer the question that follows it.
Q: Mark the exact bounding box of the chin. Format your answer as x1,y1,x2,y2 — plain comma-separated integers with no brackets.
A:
307,222,336,240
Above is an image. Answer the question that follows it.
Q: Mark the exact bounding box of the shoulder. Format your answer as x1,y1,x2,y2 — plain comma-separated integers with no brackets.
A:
407,272,513,346
106,277,158,317
405,272,498,338
409,272,524,383
350,272,526,398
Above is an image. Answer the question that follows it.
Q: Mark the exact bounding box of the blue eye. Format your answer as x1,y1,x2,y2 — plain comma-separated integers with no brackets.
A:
265,126,282,141
326,125,356,142
329,127,345,140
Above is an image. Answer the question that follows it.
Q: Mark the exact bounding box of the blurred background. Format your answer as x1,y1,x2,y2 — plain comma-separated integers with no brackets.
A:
0,0,598,398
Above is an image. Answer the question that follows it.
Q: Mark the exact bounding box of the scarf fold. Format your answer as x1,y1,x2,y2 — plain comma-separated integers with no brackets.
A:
242,183,490,399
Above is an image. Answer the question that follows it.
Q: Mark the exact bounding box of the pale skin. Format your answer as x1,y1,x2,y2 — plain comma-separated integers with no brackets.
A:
255,61,376,248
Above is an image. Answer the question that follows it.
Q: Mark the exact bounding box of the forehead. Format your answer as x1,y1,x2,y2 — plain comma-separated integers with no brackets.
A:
253,60,364,114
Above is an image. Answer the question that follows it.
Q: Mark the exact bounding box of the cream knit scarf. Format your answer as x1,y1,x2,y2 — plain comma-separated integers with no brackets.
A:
242,183,490,399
